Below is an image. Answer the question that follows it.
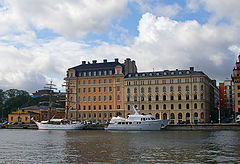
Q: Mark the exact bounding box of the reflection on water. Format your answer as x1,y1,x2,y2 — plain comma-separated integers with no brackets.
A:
0,129,240,163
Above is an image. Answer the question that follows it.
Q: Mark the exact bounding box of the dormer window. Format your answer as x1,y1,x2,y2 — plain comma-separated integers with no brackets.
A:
128,74,131,77
179,71,182,75
83,72,86,76
149,73,152,76
186,71,190,74
156,73,159,76
109,70,112,75
88,72,91,76
164,72,167,75
142,74,145,77
99,71,102,76
135,74,138,77
171,72,174,75
104,70,107,76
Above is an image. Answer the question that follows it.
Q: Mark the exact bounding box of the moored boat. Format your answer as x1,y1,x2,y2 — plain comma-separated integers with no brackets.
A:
105,107,168,131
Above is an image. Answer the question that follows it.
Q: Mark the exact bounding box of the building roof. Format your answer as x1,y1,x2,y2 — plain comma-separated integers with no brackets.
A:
124,67,206,79
10,111,39,115
22,105,49,110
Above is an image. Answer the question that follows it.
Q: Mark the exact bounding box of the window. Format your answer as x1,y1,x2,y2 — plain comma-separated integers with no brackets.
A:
186,103,189,109
194,85,197,91
83,80,86,84
134,96,137,102
93,87,96,92
117,86,120,92
94,106,96,110
109,87,112,92
155,87,159,92
117,95,120,101
88,106,91,110
186,85,189,91
171,94,174,100
117,105,120,109
186,94,189,100
109,105,112,110
179,104,182,109
178,94,181,100
170,86,174,92
99,105,101,110
127,96,130,102
109,95,112,101
104,79,106,83
171,104,174,109
104,96,107,101
163,104,166,109
78,88,81,93
141,96,144,101
149,105,152,110
128,105,131,110
163,95,166,101
156,95,159,101
127,88,130,93
88,96,91,102
99,87,101,92
134,88,137,93
194,94,197,100
178,86,181,91
156,104,159,110
83,88,86,93
201,93,204,100
201,85,204,91
98,96,101,101
163,86,166,92
141,87,144,93
194,103,197,109
83,96,86,102
141,105,145,110
104,105,107,110
201,103,204,109
78,97,81,102
104,87,106,92
99,80,101,84
148,95,152,101
88,88,91,93
109,79,112,83
88,80,91,84
148,87,151,93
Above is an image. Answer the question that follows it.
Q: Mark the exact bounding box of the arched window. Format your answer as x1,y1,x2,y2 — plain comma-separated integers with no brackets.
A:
186,94,189,100
155,113,160,119
156,104,159,110
186,113,190,119
148,87,151,93
194,103,197,109
186,85,189,91
186,103,189,109
163,86,166,92
171,113,175,119
178,86,181,91
170,86,174,92
141,87,144,93
201,93,203,100
127,96,130,102
179,104,182,109
201,103,204,109
141,105,145,110
149,105,152,110
163,95,166,101
127,88,130,93
194,94,197,100
155,87,159,92
171,94,174,100
178,94,181,100
128,105,130,110
194,112,198,119
194,85,197,91
163,113,167,120
134,96,137,101
148,95,152,101
141,96,144,101
156,95,159,101
134,88,137,93
163,104,166,109
178,113,182,119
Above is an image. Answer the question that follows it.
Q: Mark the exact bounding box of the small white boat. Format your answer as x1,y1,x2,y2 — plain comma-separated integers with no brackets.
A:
32,119,85,130
105,107,168,131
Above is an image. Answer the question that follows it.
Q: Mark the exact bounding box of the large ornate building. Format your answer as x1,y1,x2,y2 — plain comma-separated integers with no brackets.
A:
65,58,215,124
232,55,240,117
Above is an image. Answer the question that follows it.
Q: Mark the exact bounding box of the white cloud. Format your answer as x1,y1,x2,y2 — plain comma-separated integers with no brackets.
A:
134,0,182,17
2,0,128,38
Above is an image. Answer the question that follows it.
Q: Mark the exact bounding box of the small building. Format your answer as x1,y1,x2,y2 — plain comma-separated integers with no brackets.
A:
8,105,65,124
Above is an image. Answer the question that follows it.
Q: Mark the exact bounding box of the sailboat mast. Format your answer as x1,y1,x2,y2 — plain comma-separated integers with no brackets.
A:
44,81,57,121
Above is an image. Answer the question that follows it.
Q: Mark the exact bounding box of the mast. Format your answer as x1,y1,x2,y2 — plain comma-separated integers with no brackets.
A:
44,80,57,121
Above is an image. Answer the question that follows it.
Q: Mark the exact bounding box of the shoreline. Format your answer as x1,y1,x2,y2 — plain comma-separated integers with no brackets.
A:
1,123,240,131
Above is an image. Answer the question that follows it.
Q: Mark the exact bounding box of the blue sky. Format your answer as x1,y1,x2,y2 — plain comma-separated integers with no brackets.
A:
0,0,240,93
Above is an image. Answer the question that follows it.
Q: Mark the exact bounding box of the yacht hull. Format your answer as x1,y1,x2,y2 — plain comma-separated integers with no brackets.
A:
35,121,85,130
105,120,168,131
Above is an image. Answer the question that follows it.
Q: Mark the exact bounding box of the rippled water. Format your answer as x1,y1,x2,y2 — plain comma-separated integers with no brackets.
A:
0,129,240,163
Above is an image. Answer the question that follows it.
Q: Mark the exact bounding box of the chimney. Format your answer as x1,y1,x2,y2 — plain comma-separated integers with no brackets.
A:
103,59,107,63
82,61,86,65
92,60,97,64
115,58,119,63
190,67,194,71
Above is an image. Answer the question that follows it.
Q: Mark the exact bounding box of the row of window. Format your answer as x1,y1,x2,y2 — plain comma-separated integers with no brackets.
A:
127,93,204,102
126,78,204,85
72,78,121,85
71,95,121,102
128,103,204,110
77,105,121,110
74,86,120,94
71,112,113,119
127,85,204,93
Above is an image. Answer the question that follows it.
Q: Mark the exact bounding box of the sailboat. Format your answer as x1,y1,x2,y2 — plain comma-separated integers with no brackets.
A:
32,81,85,130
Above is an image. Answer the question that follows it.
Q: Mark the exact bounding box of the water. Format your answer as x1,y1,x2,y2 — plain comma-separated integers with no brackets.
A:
0,129,240,163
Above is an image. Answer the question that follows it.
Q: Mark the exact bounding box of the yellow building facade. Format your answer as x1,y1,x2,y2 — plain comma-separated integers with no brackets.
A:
232,55,240,117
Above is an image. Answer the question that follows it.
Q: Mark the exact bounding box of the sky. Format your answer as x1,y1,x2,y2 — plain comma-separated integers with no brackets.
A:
0,0,240,93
